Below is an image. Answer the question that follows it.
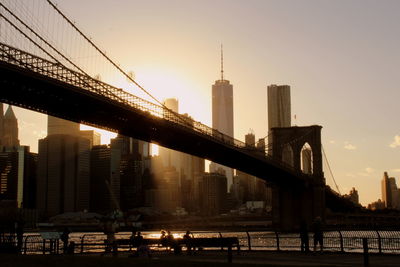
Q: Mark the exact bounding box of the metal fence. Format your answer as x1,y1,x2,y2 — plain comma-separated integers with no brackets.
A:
14,230,400,255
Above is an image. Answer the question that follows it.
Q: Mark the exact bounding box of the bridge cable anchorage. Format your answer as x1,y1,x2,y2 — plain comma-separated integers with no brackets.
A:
322,145,341,194
0,3,105,96
44,0,194,128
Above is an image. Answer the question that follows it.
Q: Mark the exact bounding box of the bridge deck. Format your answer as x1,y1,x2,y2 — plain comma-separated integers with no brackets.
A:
0,42,310,187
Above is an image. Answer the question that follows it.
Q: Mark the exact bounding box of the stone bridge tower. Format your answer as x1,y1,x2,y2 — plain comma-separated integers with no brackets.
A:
270,125,325,231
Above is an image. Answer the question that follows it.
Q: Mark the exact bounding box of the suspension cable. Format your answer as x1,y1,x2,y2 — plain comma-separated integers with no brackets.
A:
46,1,161,106
1,3,89,78
0,3,126,104
0,11,61,67
45,0,199,127
322,145,341,194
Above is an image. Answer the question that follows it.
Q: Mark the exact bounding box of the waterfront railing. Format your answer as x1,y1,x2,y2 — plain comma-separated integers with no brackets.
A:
16,230,400,255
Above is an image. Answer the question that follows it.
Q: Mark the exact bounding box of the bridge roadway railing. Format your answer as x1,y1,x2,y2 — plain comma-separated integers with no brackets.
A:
0,42,302,176
19,230,400,255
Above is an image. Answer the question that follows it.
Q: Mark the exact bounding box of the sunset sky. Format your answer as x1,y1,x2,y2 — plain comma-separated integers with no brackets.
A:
5,0,400,206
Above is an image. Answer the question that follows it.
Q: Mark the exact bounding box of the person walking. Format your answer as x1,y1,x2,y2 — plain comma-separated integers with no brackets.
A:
60,227,70,254
299,221,309,252
15,221,24,254
312,217,323,252
102,220,117,255
183,231,193,254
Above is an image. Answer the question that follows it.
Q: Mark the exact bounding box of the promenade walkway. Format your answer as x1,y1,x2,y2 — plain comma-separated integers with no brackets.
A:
1,251,400,267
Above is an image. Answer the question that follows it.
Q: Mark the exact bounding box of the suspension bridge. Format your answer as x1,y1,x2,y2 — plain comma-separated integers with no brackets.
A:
0,0,352,230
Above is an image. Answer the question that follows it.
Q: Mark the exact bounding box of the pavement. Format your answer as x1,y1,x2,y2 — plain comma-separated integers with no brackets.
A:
1,250,400,267
180,250,400,266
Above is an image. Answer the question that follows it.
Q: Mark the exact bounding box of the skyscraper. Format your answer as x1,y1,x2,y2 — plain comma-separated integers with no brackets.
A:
381,172,400,209
111,134,145,210
267,84,291,130
0,103,4,147
158,99,205,211
199,172,227,216
2,105,20,148
47,116,80,137
159,98,182,171
267,84,291,162
210,46,234,188
36,116,90,217
90,144,121,213
381,172,391,208
0,104,36,209
80,130,101,148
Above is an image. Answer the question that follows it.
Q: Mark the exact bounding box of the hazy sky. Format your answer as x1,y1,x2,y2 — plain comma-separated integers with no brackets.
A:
5,0,400,205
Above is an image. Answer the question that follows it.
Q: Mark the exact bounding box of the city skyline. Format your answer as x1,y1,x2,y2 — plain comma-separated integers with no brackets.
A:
6,0,400,206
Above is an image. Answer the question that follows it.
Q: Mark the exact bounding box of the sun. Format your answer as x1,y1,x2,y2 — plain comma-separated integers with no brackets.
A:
84,66,210,155
109,66,211,124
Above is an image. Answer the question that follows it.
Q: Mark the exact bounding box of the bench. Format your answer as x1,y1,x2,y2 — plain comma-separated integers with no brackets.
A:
116,237,240,262
183,237,240,262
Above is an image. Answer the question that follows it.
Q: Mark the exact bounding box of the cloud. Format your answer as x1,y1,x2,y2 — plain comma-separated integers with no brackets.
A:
390,135,400,148
344,142,356,150
347,167,375,178
365,167,374,174
32,130,47,139
356,167,376,177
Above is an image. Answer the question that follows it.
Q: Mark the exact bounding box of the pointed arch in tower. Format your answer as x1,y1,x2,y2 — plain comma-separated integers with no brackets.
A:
300,142,313,174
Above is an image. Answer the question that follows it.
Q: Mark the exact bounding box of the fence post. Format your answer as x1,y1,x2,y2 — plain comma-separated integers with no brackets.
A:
275,231,280,251
338,231,344,253
81,235,85,253
376,230,382,254
227,245,232,263
23,236,28,255
246,231,251,251
218,232,223,251
362,238,369,267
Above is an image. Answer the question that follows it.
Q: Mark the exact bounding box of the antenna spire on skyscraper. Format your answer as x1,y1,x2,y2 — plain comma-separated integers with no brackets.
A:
220,44,224,81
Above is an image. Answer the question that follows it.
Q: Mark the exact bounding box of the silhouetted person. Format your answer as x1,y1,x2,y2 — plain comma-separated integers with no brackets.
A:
166,231,175,247
67,241,75,255
135,232,144,246
103,220,117,255
160,230,167,247
136,232,151,258
183,231,192,254
15,221,24,253
312,217,323,252
129,230,137,250
299,221,309,252
60,227,70,254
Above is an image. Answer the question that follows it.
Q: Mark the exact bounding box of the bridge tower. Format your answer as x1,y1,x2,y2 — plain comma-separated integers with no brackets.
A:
270,125,325,231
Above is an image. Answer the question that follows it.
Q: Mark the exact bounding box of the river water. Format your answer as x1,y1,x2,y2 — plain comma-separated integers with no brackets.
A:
57,230,400,254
